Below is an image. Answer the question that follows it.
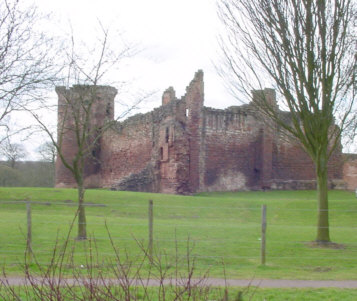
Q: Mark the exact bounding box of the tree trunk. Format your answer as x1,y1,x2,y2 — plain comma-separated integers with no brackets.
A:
316,159,330,243
77,183,87,240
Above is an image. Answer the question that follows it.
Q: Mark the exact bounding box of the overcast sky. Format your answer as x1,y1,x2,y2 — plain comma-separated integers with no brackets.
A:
7,0,357,158
34,0,236,112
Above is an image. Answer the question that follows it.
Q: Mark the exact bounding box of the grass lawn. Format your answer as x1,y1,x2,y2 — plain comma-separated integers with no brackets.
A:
0,187,356,280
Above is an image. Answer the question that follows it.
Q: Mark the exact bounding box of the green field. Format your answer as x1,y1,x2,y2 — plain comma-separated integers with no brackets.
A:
0,187,356,280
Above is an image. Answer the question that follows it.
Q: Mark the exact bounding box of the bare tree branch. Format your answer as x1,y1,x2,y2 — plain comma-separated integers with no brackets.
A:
0,0,61,129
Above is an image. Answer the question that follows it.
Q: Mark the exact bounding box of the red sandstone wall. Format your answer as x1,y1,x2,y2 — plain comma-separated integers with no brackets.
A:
55,87,77,187
100,117,154,189
55,129,78,188
185,71,204,193
201,108,263,191
272,132,343,184
272,135,316,181
100,95,191,194
343,155,357,190
201,106,343,192
158,118,190,193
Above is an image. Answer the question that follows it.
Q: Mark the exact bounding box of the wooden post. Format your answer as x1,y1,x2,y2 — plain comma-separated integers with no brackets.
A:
26,201,32,260
261,204,267,265
148,200,153,259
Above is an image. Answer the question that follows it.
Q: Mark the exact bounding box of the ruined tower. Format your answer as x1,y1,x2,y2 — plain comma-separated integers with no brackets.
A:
55,85,117,188
159,70,204,193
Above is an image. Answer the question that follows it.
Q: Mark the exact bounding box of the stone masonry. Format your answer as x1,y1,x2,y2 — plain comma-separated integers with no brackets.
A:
55,70,356,193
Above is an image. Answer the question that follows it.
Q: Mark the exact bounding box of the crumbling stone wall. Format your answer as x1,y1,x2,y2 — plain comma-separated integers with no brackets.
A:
98,73,199,194
55,71,349,193
100,113,156,191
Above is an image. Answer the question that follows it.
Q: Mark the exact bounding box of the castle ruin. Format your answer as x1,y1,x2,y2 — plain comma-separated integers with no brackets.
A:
55,70,355,194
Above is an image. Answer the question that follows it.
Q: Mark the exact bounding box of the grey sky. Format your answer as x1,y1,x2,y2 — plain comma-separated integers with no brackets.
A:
35,0,236,111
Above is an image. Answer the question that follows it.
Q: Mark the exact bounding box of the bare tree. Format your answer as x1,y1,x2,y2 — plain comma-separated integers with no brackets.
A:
217,0,356,243
37,141,56,164
0,0,58,136
0,138,27,168
29,23,147,240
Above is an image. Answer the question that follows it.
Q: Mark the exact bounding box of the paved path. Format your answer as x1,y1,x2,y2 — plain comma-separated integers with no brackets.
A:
2,278,357,288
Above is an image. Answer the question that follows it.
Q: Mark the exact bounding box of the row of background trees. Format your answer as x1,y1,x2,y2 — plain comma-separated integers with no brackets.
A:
0,0,356,243
0,139,55,187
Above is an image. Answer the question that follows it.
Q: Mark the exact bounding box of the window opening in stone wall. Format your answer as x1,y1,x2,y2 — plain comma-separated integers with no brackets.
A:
185,108,189,117
160,147,163,160
165,127,169,143
106,103,111,116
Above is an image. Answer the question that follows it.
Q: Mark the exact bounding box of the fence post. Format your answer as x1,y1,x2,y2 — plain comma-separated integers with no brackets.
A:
26,201,32,260
148,200,153,259
261,204,267,265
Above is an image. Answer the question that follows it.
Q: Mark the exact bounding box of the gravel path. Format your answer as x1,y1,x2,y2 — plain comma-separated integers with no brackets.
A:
2,278,357,288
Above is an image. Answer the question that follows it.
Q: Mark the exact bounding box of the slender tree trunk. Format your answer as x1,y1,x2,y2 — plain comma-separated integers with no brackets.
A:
315,157,330,243
77,181,87,240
